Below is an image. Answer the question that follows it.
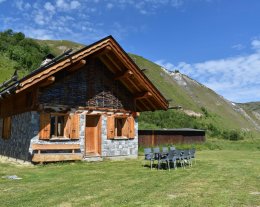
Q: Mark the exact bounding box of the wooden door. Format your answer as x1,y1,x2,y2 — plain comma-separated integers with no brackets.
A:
85,115,101,156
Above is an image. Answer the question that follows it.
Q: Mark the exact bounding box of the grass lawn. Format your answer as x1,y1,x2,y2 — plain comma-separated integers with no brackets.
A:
0,150,259,207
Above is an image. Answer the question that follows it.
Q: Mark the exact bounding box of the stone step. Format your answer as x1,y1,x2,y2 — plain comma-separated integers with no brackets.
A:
83,156,103,162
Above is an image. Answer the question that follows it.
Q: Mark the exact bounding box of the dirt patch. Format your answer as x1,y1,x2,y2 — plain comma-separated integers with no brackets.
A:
0,155,33,167
250,192,260,195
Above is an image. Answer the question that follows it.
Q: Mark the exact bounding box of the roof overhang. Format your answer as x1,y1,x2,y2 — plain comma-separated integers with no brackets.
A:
0,36,169,111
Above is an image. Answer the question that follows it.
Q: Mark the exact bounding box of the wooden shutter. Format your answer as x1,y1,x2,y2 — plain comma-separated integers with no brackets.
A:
64,115,71,138
122,118,129,137
3,117,11,139
70,114,79,139
0,118,3,138
128,116,135,139
39,113,50,140
107,115,115,139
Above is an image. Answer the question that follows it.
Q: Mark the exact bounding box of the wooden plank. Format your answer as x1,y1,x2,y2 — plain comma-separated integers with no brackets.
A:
39,76,55,87
107,115,115,139
134,91,152,101
3,116,11,139
39,113,50,140
67,60,86,72
128,116,135,138
32,144,80,150
114,70,133,80
32,153,82,162
105,53,124,72
70,114,79,139
85,115,101,154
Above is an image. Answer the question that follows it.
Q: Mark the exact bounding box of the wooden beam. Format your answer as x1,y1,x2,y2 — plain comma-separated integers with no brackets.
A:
32,144,80,150
134,91,152,101
136,99,150,111
114,70,133,80
105,53,123,72
92,46,112,58
39,76,55,87
67,59,86,72
32,153,82,163
99,56,118,74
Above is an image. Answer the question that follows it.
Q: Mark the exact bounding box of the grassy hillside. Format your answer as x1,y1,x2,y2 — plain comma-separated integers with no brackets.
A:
1,32,259,139
130,54,259,132
35,39,85,56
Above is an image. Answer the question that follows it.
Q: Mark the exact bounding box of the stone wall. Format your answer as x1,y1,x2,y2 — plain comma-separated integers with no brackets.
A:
0,111,39,161
0,111,139,162
101,115,138,158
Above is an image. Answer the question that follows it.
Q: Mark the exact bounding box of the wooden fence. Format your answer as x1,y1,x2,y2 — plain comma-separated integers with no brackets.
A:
138,129,205,147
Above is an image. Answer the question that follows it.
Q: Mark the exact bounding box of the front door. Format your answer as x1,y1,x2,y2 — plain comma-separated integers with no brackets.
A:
85,115,101,156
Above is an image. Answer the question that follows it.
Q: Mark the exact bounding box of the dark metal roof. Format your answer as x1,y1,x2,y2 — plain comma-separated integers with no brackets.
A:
139,128,205,132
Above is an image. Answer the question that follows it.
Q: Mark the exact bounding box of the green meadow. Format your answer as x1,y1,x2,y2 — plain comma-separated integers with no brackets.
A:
0,140,259,207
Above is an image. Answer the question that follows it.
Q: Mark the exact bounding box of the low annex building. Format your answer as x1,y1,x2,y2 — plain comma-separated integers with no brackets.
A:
0,36,168,163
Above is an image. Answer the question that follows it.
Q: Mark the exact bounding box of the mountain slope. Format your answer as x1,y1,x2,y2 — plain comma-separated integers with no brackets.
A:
129,54,260,131
1,35,259,134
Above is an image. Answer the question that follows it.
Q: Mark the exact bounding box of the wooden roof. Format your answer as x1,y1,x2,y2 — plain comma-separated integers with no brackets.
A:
1,36,168,111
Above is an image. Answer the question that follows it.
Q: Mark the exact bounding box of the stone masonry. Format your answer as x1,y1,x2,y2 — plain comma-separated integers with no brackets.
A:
0,111,39,161
101,115,138,158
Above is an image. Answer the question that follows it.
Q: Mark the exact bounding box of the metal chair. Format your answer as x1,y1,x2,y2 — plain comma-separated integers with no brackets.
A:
158,150,176,171
189,148,196,165
182,149,192,168
152,147,160,161
162,147,169,153
143,148,154,169
174,149,184,168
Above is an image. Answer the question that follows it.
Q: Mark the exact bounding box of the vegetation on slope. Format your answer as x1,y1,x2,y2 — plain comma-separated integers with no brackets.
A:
0,30,51,83
35,39,84,56
0,29,259,139
129,53,260,138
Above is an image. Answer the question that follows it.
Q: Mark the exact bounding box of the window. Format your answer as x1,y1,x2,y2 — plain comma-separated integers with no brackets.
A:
50,115,65,138
107,115,135,139
115,118,127,137
2,117,11,140
39,113,79,140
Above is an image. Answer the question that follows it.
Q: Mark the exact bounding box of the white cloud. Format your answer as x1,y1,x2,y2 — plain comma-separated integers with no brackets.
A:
156,39,260,103
106,3,114,9
44,2,55,13
56,0,80,11
0,0,6,3
251,38,260,52
34,13,45,25
232,43,245,50
70,1,81,9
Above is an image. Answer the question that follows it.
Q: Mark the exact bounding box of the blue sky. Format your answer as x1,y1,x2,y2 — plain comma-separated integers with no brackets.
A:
0,0,260,103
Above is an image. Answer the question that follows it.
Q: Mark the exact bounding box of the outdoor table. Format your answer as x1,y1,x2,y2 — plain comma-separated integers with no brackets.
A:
154,152,168,169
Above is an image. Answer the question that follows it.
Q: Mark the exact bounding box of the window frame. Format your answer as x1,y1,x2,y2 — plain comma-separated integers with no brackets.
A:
107,115,135,140
39,112,79,140
50,114,66,139
115,117,128,138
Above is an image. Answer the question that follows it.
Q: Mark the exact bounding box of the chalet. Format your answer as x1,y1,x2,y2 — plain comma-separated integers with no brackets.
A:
0,36,168,163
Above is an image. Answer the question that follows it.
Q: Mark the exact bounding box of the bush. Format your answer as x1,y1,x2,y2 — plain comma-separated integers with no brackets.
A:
222,130,244,141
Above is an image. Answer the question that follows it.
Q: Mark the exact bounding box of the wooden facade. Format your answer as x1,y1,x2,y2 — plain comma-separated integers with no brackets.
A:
0,36,168,163
138,129,206,147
